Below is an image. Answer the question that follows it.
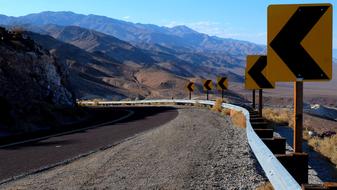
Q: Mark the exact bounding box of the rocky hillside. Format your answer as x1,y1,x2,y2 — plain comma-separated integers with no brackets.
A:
41,24,156,65
25,30,190,100
0,27,74,132
0,11,265,69
0,11,261,101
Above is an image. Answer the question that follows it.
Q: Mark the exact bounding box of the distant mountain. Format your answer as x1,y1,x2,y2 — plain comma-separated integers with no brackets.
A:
40,24,156,65
19,23,242,80
0,11,260,100
0,11,265,58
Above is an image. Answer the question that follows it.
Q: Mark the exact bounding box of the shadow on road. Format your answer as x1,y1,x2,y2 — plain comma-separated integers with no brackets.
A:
0,106,178,149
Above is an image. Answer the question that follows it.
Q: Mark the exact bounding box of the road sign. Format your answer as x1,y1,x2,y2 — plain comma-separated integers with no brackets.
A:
267,4,332,81
245,55,275,90
186,81,195,92
203,80,213,91
217,77,228,90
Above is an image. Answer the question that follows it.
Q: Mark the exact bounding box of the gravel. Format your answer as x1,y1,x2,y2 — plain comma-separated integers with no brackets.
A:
0,108,267,189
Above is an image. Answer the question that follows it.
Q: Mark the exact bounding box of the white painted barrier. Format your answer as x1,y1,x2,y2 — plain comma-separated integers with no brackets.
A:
79,99,301,190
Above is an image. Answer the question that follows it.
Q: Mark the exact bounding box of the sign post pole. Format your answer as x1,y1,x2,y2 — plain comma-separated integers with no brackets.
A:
203,79,213,100
186,81,194,100
217,77,228,101
259,89,263,117
294,80,303,153
252,90,256,109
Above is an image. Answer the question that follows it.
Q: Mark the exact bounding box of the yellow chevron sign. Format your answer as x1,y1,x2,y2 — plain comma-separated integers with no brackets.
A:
245,55,275,90
217,77,228,90
202,80,213,91
186,81,195,92
267,4,332,82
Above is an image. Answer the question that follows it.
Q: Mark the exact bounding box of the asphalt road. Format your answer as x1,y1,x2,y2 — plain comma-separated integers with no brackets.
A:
0,106,178,183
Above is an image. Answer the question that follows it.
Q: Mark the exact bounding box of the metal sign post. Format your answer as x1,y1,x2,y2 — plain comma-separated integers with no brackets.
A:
217,77,228,101
259,89,263,117
294,80,303,153
186,81,194,100
252,90,256,109
203,79,213,100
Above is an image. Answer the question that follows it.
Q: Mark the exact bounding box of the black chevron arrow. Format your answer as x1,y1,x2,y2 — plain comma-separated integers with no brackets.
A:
204,80,212,90
248,56,273,88
270,6,329,79
218,77,227,89
187,82,194,92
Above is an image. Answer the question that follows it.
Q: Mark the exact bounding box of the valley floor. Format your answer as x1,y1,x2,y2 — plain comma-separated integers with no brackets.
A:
0,108,267,189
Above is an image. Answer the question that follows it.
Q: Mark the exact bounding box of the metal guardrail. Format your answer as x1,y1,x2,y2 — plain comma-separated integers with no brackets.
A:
79,99,301,190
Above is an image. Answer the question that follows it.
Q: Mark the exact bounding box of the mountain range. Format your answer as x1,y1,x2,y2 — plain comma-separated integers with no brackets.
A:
0,11,265,56
0,11,335,101
0,11,266,100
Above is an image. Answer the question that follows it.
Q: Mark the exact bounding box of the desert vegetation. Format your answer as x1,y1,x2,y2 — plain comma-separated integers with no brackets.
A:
211,98,223,112
262,108,292,126
256,182,274,190
305,131,337,166
210,98,246,128
262,107,337,167
230,110,246,128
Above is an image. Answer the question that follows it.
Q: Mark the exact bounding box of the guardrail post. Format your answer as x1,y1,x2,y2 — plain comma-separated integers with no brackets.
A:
276,153,308,184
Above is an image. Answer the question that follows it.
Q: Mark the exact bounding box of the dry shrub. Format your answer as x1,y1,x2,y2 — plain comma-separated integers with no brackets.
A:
256,182,274,190
307,135,337,165
230,110,246,128
262,108,291,125
211,98,223,112
303,130,310,140
221,108,231,116
264,108,337,166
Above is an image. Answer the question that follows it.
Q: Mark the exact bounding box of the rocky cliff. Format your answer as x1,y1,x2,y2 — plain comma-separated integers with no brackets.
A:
0,27,74,132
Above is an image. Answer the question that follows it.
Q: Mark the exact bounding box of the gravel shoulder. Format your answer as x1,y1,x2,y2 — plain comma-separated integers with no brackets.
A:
1,108,267,189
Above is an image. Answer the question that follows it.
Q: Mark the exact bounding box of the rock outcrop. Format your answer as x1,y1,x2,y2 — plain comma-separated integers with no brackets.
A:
0,27,74,131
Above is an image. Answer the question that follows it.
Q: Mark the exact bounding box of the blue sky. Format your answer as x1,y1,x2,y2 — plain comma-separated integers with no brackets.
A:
0,0,336,47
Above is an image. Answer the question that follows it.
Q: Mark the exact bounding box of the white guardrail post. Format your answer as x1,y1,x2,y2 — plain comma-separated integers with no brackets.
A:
79,99,301,190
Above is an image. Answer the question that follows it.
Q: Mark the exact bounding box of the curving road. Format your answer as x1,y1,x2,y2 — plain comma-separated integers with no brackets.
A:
0,106,178,183
0,108,268,189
